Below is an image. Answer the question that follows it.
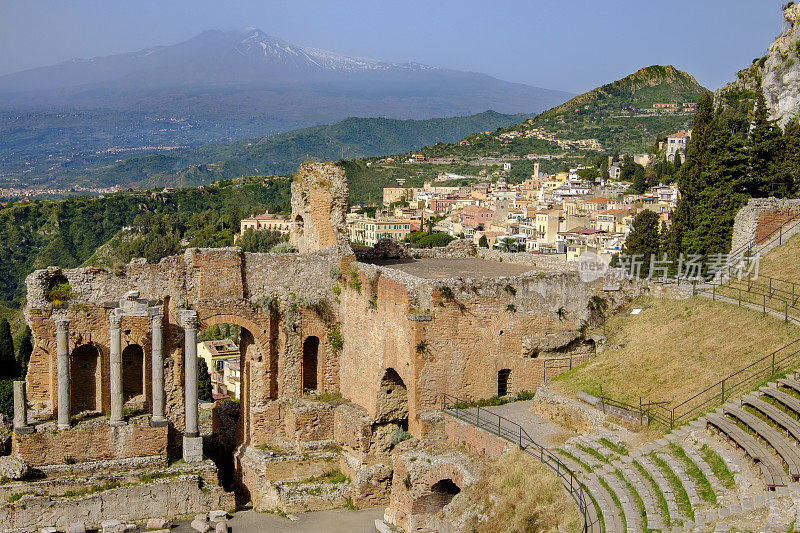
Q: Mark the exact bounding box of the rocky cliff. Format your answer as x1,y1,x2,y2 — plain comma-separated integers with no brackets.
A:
717,3,800,127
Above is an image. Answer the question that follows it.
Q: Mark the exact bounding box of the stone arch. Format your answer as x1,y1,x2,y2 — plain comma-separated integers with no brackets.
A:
498,368,511,397
376,368,408,430
199,312,272,448
302,336,319,391
70,343,101,413
122,343,145,401
410,478,462,519
294,214,304,238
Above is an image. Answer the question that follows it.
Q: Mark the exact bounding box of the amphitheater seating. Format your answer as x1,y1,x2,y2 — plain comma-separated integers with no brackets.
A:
760,386,800,419
723,407,800,481
741,395,800,443
706,414,789,488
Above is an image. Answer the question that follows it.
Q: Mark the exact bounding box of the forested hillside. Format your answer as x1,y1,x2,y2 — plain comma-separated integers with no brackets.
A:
0,177,291,303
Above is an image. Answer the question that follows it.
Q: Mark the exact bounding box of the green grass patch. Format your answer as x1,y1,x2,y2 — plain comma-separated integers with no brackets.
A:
597,475,626,532
699,444,735,489
651,453,693,522
599,438,628,456
633,459,671,526
450,389,535,409
556,448,593,473
668,443,715,503
575,443,609,464
300,470,349,484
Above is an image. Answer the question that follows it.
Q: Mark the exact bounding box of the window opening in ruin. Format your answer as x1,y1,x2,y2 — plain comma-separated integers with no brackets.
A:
122,344,144,401
295,214,304,236
377,368,409,431
302,336,319,391
497,369,511,397
70,344,100,413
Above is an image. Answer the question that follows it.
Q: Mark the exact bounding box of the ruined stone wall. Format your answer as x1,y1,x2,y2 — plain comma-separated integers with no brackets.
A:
289,162,352,254
729,198,800,259
12,420,168,466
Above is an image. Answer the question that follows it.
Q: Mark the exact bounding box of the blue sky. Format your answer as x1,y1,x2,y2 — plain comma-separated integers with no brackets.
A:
0,0,787,93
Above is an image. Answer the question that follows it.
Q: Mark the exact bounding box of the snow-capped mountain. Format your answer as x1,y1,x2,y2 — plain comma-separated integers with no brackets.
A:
0,28,571,148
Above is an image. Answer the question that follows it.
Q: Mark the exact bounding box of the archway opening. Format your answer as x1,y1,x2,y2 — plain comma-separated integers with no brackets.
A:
70,344,100,413
302,336,320,392
411,478,462,517
294,214,304,237
122,344,144,401
375,368,409,449
498,368,511,397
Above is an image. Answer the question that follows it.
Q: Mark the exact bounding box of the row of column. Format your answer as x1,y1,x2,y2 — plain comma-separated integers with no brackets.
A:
49,313,169,430
18,310,201,461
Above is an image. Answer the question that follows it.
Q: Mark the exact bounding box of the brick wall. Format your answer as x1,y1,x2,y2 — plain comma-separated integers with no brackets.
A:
12,422,168,466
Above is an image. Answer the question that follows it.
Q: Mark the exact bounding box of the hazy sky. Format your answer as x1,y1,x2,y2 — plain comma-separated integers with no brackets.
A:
0,0,788,93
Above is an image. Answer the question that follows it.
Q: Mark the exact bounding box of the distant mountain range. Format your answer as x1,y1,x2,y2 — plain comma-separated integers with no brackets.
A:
0,28,571,190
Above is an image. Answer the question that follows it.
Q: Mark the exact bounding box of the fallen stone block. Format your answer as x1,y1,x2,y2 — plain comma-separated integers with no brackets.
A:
101,520,123,533
191,519,213,533
0,456,29,480
375,519,393,533
209,510,228,521
194,513,208,522
66,523,86,533
214,522,229,533
40,528,58,533
146,518,172,529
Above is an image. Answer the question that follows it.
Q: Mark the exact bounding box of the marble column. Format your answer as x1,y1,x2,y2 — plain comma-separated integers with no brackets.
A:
109,313,125,426
183,313,199,438
150,314,168,427
13,381,33,434
56,318,70,429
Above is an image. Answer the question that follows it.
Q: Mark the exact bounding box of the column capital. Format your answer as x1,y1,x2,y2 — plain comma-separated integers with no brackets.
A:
180,310,199,329
55,318,70,332
109,313,122,329
150,314,163,329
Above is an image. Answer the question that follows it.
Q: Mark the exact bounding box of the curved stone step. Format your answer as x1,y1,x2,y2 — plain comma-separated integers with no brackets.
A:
615,456,667,532
656,451,704,525
581,470,625,533
634,454,686,526
595,465,641,533
554,453,603,533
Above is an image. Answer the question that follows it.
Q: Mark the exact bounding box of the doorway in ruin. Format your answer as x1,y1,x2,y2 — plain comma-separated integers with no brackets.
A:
302,336,319,392
410,479,462,523
497,369,511,397
70,344,100,413
122,344,144,401
294,215,304,238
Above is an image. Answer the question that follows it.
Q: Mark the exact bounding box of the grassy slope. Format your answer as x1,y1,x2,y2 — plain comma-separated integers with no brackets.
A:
757,233,800,284
553,296,800,405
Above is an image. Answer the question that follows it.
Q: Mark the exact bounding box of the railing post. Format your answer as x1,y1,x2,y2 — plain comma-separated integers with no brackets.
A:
498,416,501,436
764,293,767,314
739,288,742,307
786,301,789,324
476,406,480,426
721,379,725,403
773,352,776,376
519,426,522,448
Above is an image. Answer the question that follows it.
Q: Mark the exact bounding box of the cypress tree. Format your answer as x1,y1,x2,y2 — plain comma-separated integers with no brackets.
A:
748,85,786,196
623,210,661,276
198,357,213,402
17,327,33,378
0,319,18,379
783,119,800,196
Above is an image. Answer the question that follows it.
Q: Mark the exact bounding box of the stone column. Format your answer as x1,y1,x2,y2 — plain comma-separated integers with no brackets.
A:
13,381,33,434
182,311,203,462
184,313,199,438
150,314,168,427
56,318,70,429
109,313,125,426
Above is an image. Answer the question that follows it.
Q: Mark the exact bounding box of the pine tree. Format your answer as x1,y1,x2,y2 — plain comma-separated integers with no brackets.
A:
17,327,33,378
198,357,213,402
0,319,18,379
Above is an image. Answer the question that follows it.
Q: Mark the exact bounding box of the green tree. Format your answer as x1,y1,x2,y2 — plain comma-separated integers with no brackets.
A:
600,159,610,181
748,85,786,196
198,357,213,402
17,327,33,378
0,320,18,379
623,210,661,276
783,119,800,196
478,235,489,248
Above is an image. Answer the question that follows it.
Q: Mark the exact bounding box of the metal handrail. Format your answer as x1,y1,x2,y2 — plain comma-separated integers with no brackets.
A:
598,338,800,429
697,279,800,322
441,393,598,532
728,210,800,264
